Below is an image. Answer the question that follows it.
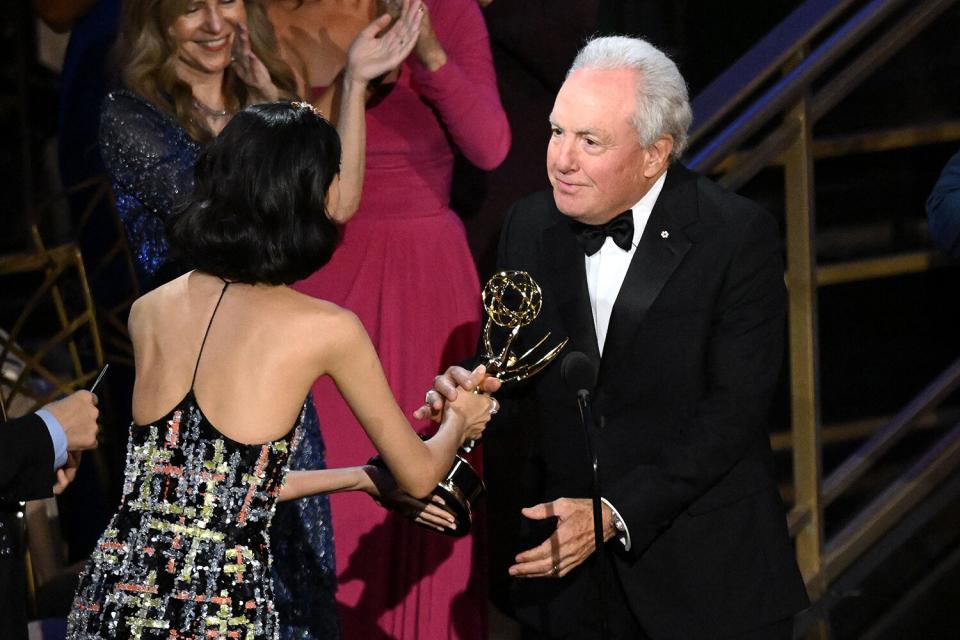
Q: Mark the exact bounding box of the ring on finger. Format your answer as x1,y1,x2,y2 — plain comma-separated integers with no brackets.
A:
489,398,499,415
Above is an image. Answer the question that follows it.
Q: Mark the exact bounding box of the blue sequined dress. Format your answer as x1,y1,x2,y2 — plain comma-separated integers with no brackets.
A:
97,90,339,638
99,89,198,292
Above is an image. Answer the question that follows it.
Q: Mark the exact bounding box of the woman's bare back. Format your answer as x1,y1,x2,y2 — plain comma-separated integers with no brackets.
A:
130,270,490,497
129,271,345,444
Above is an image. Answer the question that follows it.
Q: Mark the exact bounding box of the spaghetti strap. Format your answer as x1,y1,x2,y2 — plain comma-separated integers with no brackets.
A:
191,280,231,391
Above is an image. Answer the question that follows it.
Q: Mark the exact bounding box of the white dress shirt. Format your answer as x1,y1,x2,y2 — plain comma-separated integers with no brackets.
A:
585,172,667,355
586,171,667,551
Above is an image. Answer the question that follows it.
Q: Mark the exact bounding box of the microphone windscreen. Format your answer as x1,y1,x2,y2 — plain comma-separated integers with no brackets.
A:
561,351,598,394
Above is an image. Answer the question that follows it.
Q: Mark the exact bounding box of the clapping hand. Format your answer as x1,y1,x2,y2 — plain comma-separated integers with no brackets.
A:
411,1,448,71
345,0,424,86
231,22,279,103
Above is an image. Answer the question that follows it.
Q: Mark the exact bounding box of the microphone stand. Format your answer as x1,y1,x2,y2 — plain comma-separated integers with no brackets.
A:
575,388,607,639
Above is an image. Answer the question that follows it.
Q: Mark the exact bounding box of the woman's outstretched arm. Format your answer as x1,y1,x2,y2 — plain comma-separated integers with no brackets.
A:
314,306,492,498
279,466,374,501
279,464,458,531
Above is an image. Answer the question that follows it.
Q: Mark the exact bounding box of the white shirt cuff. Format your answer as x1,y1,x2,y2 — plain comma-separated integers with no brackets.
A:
601,497,631,552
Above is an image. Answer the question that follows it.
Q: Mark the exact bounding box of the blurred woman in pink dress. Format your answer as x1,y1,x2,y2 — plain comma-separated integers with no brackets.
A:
268,0,509,637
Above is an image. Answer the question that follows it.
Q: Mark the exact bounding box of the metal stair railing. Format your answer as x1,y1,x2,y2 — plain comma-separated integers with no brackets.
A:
821,356,960,508
794,452,960,636
688,0,860,148
705,0,959,195
682,0,960,636
688,0,957,180
825,416,960,583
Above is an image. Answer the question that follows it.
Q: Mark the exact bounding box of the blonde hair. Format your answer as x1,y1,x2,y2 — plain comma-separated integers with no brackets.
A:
115,0,299,143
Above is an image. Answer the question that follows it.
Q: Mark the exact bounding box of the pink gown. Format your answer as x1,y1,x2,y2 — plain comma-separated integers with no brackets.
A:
294,1,510,638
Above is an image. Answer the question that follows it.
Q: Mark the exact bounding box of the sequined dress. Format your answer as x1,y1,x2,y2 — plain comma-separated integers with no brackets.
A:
67,284,303,639
97,89,338,638
99,89,199,292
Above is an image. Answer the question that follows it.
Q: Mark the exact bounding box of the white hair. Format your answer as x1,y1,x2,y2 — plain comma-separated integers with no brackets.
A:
569,36,692,160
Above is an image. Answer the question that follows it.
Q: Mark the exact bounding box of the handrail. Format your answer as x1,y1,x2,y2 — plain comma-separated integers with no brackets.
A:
860,541,960,639
822,356,960,506
688,0,858,146
795,468,960,637
687,0,912,173
824,419,960,581
713,0,958,192
809,0,958,123
681,0,960,631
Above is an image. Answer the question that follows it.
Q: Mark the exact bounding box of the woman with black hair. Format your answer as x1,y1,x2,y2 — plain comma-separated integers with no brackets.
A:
102,0,423,292
66,102,496,640
99,6,423,635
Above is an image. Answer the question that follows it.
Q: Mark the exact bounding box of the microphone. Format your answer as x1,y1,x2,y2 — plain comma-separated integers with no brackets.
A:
561,351,607,637
562,351,598,404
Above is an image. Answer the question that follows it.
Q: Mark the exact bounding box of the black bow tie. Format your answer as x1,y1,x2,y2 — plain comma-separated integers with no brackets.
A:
571,210,634,256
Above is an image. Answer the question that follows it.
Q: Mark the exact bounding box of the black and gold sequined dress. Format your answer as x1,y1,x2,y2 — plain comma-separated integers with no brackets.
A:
67,284,304,639
99,89,339,639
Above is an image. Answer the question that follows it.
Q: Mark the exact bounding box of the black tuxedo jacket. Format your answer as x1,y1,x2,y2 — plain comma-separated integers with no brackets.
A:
493,166,809,639
1,413,55,640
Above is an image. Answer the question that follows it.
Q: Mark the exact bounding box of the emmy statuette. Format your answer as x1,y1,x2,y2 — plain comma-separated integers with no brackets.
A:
427,270,567,536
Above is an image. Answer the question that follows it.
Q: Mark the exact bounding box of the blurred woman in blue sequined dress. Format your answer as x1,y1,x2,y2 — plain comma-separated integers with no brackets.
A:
101,0,422,292
97,1,423,637
67,101,495,639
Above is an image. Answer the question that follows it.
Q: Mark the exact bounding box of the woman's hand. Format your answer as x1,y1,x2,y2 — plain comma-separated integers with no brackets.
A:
363,464,458,531
344,0,424,86
412,2,447,71
231,22,280,103
413,364,502,422
441,366,498,446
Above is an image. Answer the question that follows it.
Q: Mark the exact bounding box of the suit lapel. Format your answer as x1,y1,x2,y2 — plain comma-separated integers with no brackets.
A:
541,216,602,367
599,167,700,385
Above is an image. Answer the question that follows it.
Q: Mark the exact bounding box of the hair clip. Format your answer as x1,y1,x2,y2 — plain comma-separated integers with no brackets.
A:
291,101,324,118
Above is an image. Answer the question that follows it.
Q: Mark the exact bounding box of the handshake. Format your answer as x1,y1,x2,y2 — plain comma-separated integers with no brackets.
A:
412,364,501,423
369,365,502,535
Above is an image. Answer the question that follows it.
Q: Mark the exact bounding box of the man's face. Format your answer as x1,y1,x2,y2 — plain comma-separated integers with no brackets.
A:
547,68,669,225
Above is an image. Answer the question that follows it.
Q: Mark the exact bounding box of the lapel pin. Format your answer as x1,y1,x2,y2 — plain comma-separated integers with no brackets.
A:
661,230,669,239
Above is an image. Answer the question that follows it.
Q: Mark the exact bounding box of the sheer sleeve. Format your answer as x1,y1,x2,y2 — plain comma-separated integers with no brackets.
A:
99,90,199,223
408,0,510,171
99,90,200,289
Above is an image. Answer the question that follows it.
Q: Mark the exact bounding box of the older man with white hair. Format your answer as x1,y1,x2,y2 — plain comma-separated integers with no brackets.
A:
424,35,809,639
